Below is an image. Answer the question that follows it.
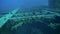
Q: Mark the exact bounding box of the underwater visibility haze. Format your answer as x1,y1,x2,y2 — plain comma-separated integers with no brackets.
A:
0,0,60,34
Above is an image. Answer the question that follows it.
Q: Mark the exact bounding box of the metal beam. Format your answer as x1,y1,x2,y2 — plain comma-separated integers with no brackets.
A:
0,8,19,28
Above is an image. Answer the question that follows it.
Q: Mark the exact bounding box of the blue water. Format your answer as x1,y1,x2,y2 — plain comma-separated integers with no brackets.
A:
0,0,48,12
0,0,60,34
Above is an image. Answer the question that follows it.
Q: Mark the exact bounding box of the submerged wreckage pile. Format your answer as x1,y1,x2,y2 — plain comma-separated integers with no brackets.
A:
10,9,60,30
0,8,60,34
